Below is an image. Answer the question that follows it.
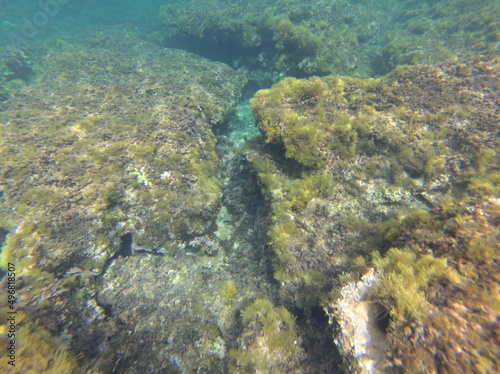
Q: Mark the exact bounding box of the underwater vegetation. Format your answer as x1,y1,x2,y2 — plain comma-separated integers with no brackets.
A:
0,306,83,374
0,30,252,373
370,246,458,322
0,31,246,276
0,0,498,371
96,254,246,373
248,55,499,372
0,49,34,102
228,297,305,373
160,0,499,84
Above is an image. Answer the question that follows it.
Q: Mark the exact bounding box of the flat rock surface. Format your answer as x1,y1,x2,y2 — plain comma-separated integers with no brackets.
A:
0,31,246,274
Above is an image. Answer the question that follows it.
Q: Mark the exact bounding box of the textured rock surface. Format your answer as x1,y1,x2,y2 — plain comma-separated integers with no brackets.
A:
0,31,246,274
1,15,499,372
331,270,389,374
160,0,499,82
248,56,499,372
0,31,253,372
97,254,238,372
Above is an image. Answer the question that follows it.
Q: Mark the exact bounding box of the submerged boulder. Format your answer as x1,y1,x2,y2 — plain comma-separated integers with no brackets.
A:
0,31,246,275
248,56,499,372
0,31,251,372
160,0,499,83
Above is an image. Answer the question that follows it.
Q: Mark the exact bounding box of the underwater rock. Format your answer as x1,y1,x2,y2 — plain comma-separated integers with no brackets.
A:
248,56,499,372
228,297,306,373
0,30,246,275
97,254,233,373
330,269,390,374
0,30,252,372
0,49,34,101
160,0,499,81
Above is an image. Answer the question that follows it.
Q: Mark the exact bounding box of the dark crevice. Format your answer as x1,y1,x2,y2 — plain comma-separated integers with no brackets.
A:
215,90,343,371
98,233,134,280
373,302,391,334
0,227,8,248
98,300,114,318
292,305,344,373
116,233,133,258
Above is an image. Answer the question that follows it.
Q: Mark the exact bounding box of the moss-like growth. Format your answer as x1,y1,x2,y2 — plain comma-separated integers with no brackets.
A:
0,306,84,373
298,270,328,309
218,280,238,301
270,14,321,58
250,77,328,168
380,208,444,243
371,247,457,323
160,0,499,82
0,33,245,274
248,57,499,371
229,298,301,372
286,171,334,211
0,222,39,270
465,235,498,263
240,298,297,351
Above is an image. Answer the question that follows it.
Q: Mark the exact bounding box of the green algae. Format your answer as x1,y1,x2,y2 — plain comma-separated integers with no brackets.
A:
0,308,83,374
218,279,238,301
371,246,456,322
229,297,302,372
160,0,499,82
0,33,246,274
247,56,499,371
0,3,497,371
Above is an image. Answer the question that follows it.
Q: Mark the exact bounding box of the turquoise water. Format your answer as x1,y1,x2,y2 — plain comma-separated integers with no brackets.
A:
0,1,499,373
1,1,166,41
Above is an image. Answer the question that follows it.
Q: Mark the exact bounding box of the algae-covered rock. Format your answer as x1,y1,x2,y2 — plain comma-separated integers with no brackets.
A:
97,254,240,373
160,0,499,82
0,30,251,372
160,0,378,81
248,56,499,372
0,293,85,373
0,31,246,275
0,48,34,102
96,252,307,373
380,0,499,72
228,297,306,373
